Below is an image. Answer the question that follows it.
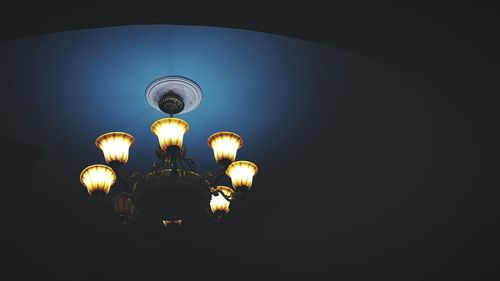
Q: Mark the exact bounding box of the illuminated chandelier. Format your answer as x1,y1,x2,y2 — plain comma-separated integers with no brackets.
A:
79,76,258,227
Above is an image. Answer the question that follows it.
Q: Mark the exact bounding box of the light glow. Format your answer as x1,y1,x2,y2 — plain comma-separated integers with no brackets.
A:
226,161,258,190
163,219,182,226
151,118,189,150
95,132,134,164
208,132,243,163
79,164,116,195
210,186,234,213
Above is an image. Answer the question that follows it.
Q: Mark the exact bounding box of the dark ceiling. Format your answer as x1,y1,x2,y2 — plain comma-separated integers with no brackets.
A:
1,2,499,281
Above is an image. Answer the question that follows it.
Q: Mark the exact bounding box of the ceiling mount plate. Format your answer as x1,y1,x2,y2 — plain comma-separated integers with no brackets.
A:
145,76,203,114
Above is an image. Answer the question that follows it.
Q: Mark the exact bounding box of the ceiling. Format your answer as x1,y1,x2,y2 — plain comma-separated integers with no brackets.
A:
1,2,499,281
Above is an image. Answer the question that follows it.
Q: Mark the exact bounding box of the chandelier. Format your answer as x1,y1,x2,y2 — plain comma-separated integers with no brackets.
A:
79,76,258,227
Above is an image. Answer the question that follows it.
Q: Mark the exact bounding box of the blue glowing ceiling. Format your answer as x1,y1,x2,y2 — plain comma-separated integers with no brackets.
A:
0,25,374,173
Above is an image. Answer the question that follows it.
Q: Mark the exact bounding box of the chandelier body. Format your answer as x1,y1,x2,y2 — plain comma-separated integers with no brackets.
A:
80,76,258,227
134,168,210,222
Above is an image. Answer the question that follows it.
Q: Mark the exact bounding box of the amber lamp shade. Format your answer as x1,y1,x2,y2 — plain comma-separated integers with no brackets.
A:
113,193,135,218
210,186,234,214
95,132,134,165
225,161,258,190
151,118,189,150
79,164,116,195
163,220,182,226
208,132,243,164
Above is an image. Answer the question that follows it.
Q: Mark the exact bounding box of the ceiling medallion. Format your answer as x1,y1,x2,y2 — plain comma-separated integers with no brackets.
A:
79,76,258,228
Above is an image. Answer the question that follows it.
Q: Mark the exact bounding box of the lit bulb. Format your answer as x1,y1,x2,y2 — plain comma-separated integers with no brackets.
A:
151,118,189,150
79,164,116,195
208,132,243,164
95,132,134,164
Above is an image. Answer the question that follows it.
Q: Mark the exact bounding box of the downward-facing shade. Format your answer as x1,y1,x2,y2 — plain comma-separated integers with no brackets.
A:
79,164,116,195
112,193,136,219
210,186,234,214
208,132,243,164
95,132,134,164
151,118,189,150
226,161,258,190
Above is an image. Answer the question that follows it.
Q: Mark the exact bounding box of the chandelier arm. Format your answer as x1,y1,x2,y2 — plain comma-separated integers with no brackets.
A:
213,173,225,186
112,168,129,188
212,190,236,203
106,191,132,204
205,169,225,187
163,146,183,176
179,158,186,170
181,158,197,172
111,167,140,191
152,160,162,171
162,158,172,170
164,155,172,168
172,157,178,176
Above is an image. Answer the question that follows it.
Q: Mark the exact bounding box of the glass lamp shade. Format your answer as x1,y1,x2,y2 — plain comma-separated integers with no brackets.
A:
95,132,134,164
151,118,189,150
113,193,135,217
207,132,243,164
163,219,182,226
79,164,116,195
226,161,258,190
210,186,234,214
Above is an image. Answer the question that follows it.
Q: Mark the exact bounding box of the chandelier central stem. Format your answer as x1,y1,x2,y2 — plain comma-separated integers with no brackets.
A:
165,145,182,175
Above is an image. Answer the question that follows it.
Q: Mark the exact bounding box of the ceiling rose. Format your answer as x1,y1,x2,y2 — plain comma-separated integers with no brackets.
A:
145,76,203,114
79,76,258,228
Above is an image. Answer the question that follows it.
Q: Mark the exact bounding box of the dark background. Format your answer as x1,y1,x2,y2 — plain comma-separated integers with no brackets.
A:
1,1,499,281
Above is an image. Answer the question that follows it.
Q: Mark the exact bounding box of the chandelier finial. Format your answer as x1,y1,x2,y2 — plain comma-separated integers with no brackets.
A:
158,91,185,115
